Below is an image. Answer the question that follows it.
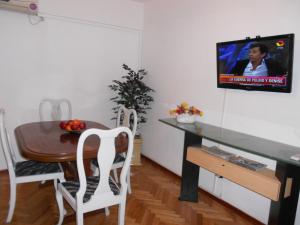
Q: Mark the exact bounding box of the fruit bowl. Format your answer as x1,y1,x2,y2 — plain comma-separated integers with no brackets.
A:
59,119,86,133
68,130,82,134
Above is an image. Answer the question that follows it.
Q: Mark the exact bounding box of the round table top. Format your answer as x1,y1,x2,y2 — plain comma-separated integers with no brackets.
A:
15,121,128,162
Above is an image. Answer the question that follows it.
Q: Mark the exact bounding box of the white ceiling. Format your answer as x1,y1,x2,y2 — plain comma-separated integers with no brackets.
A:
131,0,148,2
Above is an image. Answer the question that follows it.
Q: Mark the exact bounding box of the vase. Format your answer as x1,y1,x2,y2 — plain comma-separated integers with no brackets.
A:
176,114,195,123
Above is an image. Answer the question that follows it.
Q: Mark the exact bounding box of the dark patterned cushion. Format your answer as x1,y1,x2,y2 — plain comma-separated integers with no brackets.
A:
15,160,62,177
61,176,120,203
91,158,98,167
114,153,126,164
91,153,125,167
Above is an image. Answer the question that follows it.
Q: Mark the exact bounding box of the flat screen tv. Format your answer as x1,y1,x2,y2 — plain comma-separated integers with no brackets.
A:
217,34,294,93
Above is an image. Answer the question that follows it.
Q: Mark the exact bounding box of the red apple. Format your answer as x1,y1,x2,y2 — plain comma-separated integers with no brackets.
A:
59,121,66,129
71,124,79,130
79,122,86,129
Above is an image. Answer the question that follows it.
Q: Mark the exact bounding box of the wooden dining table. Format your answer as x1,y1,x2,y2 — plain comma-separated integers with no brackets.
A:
14,121,128,177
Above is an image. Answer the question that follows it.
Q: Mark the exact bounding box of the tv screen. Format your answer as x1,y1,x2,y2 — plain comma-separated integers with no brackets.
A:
217,34,294,93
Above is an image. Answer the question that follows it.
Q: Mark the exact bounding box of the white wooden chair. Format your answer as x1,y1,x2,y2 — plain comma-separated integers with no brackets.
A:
39,98,72,121
0,109,65,223
38,98,71,184
55,127,134,225
91,105,137,195
112,105,137,193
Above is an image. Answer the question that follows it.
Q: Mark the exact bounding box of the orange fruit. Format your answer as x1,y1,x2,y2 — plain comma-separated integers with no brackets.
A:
73,119,81,125
65,125,72,131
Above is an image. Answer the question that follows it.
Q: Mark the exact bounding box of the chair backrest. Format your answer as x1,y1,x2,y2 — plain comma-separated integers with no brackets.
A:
39,98,72,121
76,127,133,203
116,105,137,137
0,109,17,178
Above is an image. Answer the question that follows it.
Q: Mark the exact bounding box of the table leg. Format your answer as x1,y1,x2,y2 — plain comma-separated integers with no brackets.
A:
179,131,202,202
84,159,93,176
268,162,300,225
61,162,79,180
61,160,94,180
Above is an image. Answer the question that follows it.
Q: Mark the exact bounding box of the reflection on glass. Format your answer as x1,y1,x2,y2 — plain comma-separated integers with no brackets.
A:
159,118,300,166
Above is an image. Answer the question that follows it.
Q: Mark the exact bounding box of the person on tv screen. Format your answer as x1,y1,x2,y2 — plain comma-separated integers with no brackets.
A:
230,42,285,76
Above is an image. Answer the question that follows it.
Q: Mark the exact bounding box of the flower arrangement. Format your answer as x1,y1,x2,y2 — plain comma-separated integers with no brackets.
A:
169,102,204,116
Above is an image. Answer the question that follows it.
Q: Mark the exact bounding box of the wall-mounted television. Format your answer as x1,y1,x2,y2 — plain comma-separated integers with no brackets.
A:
217,34,294,93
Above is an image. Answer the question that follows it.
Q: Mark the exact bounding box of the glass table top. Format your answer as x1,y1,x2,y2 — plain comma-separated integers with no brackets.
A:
159,118,300,167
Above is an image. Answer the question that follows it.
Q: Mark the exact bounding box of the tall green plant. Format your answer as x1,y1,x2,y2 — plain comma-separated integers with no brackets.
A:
109,64,154,126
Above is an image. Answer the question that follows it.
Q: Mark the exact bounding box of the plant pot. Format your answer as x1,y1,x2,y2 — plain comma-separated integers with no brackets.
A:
132,137,142,166
176,114,195,123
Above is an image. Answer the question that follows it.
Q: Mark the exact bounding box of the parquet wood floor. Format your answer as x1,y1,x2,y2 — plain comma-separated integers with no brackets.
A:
0,157,264,225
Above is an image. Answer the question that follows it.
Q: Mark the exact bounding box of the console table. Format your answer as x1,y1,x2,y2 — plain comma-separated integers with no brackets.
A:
159,118,300,225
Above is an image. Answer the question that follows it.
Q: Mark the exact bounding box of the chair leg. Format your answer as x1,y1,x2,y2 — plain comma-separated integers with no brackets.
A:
6,181,16,223
76,211,84,225
55,187,64,225
118,202,126,225
60,177,66,183
54,179,68,216
127,167,132,194
113,168,119,183
105,207,110,216
54,179,58,190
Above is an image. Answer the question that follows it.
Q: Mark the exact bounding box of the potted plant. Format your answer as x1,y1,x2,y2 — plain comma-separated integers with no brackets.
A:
109,64,155,165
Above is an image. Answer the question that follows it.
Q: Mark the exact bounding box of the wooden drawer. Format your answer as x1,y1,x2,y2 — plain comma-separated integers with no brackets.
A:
187,146,281,201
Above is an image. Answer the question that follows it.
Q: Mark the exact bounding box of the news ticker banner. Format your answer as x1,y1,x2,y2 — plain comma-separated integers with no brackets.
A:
219,75,287,86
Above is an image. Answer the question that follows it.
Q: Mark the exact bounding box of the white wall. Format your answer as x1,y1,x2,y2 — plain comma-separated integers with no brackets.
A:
0,0,143,169
38,0,144,30
141,0,300,224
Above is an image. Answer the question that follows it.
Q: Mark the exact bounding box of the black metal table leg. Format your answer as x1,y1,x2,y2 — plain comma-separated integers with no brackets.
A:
179,131,202,202
269,162,300,225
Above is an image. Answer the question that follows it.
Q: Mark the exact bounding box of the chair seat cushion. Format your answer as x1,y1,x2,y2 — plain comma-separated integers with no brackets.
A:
61,176,120,203
15,160,62,177
91,153,125,167
114,153,126,163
